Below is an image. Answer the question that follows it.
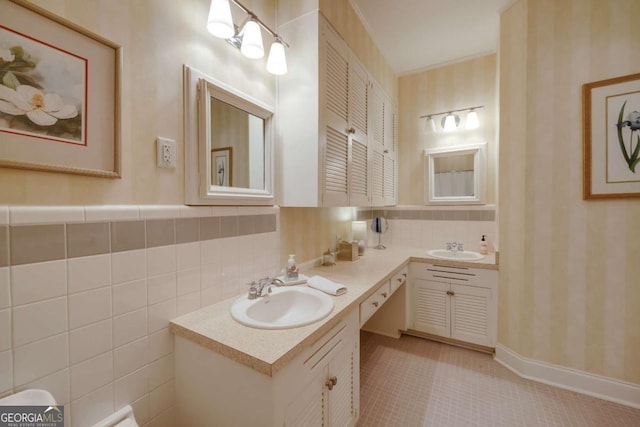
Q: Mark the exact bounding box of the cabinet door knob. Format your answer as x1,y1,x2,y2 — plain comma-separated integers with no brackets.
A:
383,149,389,154
381,292,388,298
347,127,356,134
372,301,379,308
446,290,455,296
325,376,338,390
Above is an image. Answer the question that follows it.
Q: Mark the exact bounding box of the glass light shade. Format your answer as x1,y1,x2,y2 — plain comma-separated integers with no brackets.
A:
442,114,459,132
424,117,437,133
466,110,480,129
266,40,287,75
207,0,235,39
240,20,264,59
352,221,367,241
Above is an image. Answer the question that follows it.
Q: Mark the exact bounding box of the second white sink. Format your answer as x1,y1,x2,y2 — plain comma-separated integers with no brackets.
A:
230,286,334,329
427,249,485,261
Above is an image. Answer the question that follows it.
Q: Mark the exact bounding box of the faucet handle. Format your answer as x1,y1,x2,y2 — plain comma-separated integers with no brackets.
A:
457,243,464,252
248,281,258,300
446,242,452,251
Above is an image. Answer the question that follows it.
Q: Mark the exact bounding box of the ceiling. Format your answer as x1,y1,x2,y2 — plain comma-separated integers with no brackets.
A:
350,0,513,75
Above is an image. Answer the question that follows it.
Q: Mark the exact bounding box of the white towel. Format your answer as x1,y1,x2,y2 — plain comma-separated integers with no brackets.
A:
307,275,347,296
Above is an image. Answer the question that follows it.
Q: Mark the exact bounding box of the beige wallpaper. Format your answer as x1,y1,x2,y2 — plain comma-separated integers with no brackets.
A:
279,207,353,264
0,0,276,205
398,55,498,205
499,0,640,384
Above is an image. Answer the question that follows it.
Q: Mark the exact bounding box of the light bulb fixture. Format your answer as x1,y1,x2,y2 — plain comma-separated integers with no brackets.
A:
420,105,484,133
207,0,289,75
424,116,437,133
240,18,264,59
266,38,287,75
466,110,479,129
441,113,460,132
207,0,235,39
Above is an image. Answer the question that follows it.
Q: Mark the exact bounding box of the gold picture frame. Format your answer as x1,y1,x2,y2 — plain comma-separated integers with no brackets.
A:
583,72,640,199
0,0,121,178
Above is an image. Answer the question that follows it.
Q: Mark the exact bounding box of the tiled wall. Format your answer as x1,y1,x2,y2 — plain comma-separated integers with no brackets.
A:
0,205,280,427
357,207,497,252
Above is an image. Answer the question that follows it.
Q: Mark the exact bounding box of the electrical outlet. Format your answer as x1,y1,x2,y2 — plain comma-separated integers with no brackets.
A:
156,137,176,168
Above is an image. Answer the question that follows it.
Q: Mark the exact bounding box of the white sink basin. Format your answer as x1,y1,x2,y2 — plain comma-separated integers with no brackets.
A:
230,286,334,329
427,249,485,261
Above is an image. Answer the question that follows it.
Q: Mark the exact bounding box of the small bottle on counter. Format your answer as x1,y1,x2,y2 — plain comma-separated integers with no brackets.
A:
286,254,299,279
479,235,489,255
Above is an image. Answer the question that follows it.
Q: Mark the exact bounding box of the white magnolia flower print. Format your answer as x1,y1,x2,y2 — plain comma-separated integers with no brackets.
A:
0,84,78,126
0,47,14,62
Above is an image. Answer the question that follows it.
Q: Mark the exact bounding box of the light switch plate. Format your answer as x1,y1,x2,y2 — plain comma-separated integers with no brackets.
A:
156,137,176,168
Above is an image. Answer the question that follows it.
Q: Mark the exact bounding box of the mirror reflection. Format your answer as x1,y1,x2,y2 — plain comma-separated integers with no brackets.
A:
183,65,274,205
424,142,486,205
433,154,475,197
209,97,265,190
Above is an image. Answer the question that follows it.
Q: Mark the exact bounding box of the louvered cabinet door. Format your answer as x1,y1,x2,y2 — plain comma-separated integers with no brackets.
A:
284,366,326,427
450,284,493,347
371,148,384,207
322,25,350,206
383,154,396,205
412,279,451,338
326,340,357,427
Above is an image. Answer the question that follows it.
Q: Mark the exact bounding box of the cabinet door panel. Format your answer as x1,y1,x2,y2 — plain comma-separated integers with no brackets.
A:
324,126,349,206
412,279,450,337
327,342,356,427
451,284,491,347
285,367,326,427
350,137,369,206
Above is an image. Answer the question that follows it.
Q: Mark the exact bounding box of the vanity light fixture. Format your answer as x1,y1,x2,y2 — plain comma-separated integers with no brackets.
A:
442,113,460,132
421,105,484,133
466,109,480,129
206,0,289,75
424,116,437,133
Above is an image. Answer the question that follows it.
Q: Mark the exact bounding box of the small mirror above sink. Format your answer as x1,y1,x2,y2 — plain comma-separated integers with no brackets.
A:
427,249,485,261
230,286,334,330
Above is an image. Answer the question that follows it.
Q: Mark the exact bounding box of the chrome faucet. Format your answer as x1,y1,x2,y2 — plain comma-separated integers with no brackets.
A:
446,242,464,254
248,277,285,299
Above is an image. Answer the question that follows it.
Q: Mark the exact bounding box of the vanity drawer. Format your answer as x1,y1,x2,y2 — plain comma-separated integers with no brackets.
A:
360,281,391,326
411,263,495,286
390,266,408,294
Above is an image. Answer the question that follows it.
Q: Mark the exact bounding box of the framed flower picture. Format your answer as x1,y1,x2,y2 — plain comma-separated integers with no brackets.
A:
583,72,640,199
0,0,121,177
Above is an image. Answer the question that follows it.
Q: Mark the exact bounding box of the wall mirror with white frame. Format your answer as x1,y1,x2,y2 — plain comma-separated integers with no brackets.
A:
424,142,486,205
184,65,274,205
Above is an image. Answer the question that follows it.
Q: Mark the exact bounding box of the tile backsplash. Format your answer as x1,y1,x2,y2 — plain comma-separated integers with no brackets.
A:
358,206,498,252
0,205,280,427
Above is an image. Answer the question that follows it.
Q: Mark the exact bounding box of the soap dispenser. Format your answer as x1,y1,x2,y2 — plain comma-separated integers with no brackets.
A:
286,254,299,280
479,235,489,255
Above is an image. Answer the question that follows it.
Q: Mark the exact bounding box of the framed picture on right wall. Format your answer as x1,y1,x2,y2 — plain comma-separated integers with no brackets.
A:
583,72,640,199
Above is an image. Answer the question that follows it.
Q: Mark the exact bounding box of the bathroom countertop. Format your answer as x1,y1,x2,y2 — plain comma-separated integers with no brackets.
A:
169,247,498,377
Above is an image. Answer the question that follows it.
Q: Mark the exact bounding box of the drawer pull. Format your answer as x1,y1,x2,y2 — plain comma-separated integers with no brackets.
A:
372,301,379,308
381,292,388,298
326,376,338,390
402,273,407,278
446,290,455,296
397,278,403,282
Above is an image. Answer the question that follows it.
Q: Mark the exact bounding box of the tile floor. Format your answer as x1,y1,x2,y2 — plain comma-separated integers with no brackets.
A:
358,332,640,426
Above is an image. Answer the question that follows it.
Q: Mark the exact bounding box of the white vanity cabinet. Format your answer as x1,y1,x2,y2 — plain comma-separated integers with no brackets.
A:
174,309,360,427
408,262,498,348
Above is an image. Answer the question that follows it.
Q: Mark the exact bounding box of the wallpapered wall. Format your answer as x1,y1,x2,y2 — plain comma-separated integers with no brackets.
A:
398,54,498,206
499,0,640,384
0,0,276,205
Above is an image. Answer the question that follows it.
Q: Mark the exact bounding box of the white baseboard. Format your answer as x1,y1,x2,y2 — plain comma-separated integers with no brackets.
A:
495,344,640,409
